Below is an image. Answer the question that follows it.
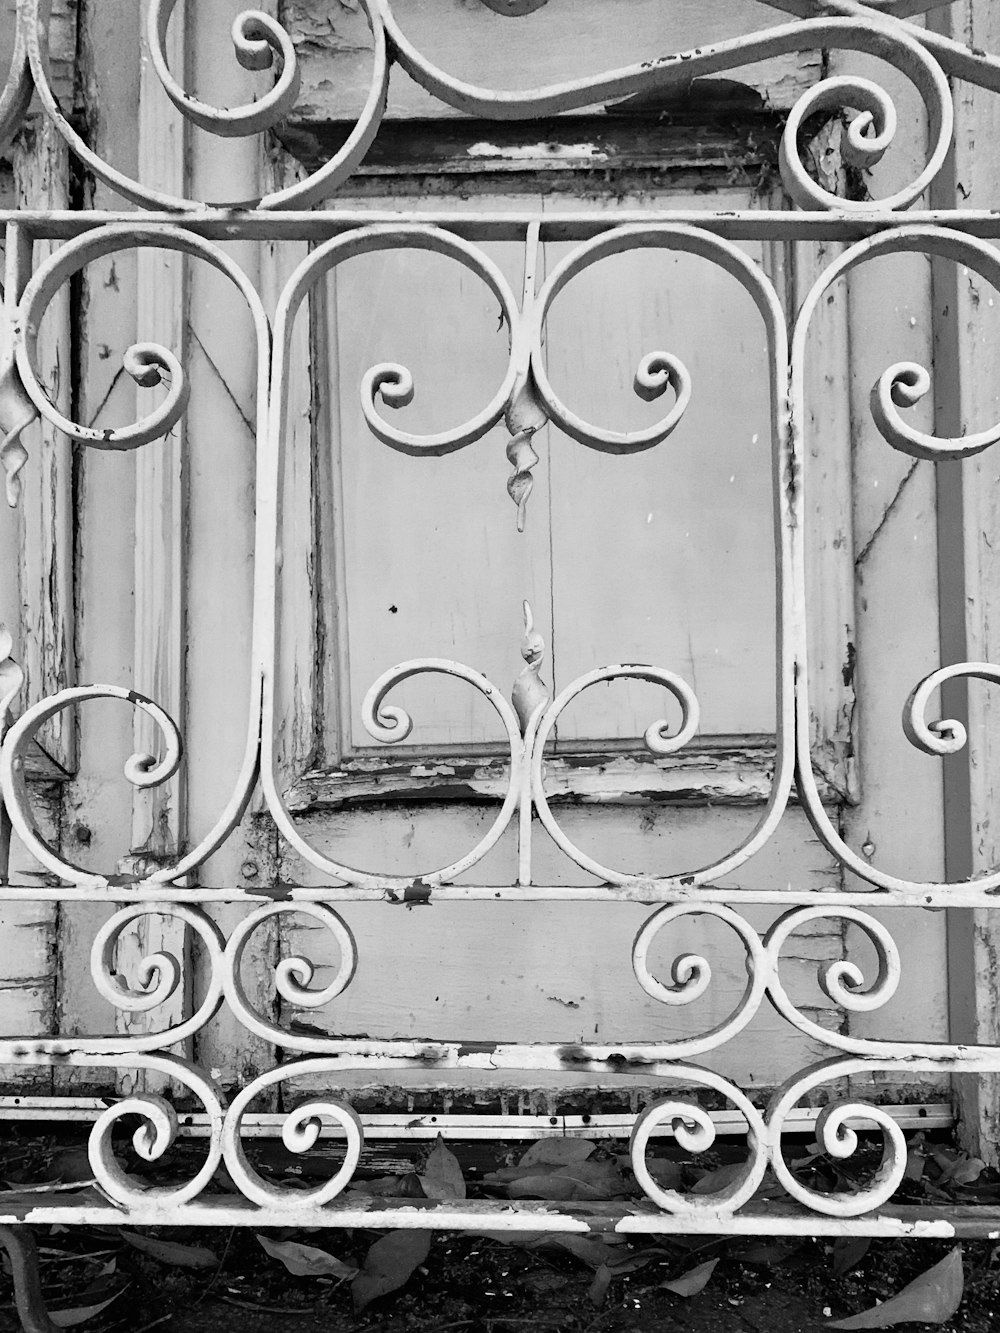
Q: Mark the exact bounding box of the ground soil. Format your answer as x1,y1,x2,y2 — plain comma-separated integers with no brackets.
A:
3,1228,1000,1333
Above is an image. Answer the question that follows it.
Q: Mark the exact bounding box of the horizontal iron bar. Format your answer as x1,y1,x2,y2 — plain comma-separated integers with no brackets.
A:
7,209,1000,243
0,1194,984,1236
0,1098,952,1138
0,882,988,905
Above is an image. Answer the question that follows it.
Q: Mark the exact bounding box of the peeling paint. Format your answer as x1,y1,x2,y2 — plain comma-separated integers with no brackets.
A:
467,141,608,162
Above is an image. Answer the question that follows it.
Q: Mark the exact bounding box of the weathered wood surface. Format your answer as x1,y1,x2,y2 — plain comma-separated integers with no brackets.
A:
930,0,1000,1161
314,183,853,762
54,0,142,1092
287,742,779,811
0,791,59,1093
0,0,961,1113
0,0,75,129
833,20,948,1094
280,805,848,1094
277,109,787,188
180,0,280,1100
108,0,192,1099
280,0,822,123
10,121,73,773
0,1,76,1093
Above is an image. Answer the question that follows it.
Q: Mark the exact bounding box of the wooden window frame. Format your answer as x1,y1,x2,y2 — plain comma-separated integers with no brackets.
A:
276,108,859,814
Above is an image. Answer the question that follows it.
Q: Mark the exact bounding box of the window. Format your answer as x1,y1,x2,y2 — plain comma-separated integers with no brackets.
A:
274,0,855,813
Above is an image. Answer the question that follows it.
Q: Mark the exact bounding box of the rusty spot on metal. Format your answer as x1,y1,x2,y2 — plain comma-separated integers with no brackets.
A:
255,882,294,901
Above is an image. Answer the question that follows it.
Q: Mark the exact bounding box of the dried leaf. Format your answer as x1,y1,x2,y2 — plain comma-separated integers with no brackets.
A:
645,1159,685,1191
691,1162,745,1195
122,1232,217,1269
418,1136,466,1201
351,1230,431,1313
586,1252,658,1307
350,1173,425,1198
517,1139,597,1168
504,1158,627,1201
826,1245,963,1328
538,1235,624,1270
934,1152,985,1186
904,1149,926,1182
661,1257,719,1297
831,1237,871,1278
50,1281,127,1328
257,1235,357,1280
39,1148,93,1184
589,1264,614,1309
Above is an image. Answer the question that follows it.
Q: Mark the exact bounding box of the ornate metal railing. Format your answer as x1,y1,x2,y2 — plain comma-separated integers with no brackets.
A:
0,0,999,1248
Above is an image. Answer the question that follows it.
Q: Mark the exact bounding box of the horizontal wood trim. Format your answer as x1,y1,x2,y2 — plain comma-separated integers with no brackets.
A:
286,738,847,809
276,106,787,184
0,1095,952,1135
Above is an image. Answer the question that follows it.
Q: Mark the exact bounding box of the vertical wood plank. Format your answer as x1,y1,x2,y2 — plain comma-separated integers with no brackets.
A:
822,29,949,1085
0,93,75,1090
543,187,778,743
928,0,1000,1162
181,0,278,1101
11,119,74,770
793,223,857,800
114,4,190,1094
55,0,142,1092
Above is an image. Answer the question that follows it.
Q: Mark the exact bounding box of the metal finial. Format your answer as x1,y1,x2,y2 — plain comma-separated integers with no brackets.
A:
512,601,549,734
506,429,539,533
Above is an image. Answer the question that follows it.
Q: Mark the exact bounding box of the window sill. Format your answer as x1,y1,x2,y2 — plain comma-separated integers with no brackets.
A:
285,736,844,812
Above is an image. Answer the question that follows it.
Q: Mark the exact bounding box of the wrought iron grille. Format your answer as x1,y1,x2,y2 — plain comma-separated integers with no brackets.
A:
0,0,999,1244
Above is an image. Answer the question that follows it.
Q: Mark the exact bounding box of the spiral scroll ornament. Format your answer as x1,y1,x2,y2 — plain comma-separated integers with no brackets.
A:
13,226,269,453
767,1062,909,1217
89,905,226,1051
629,1069,768,1215
903,662,1000,757
530,231,694,454
777,24,951,213
148,1,300,139
0,685,182,886
223,1063,364,1208
223,903,359,1051
7,2,998,212
529,664,700,885
796,229,1000,465
18,0,388,209
88,1055,224,1207
631,905,768,1057
792,232,1000,893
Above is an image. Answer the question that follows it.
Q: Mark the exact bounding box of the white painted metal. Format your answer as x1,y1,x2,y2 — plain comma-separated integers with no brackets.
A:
0,1097,954,1136
0,0,998,1239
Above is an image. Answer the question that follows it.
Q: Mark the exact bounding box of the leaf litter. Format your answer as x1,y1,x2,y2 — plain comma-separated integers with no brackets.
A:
3,1127,1000,1328
826,1245,964,1328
